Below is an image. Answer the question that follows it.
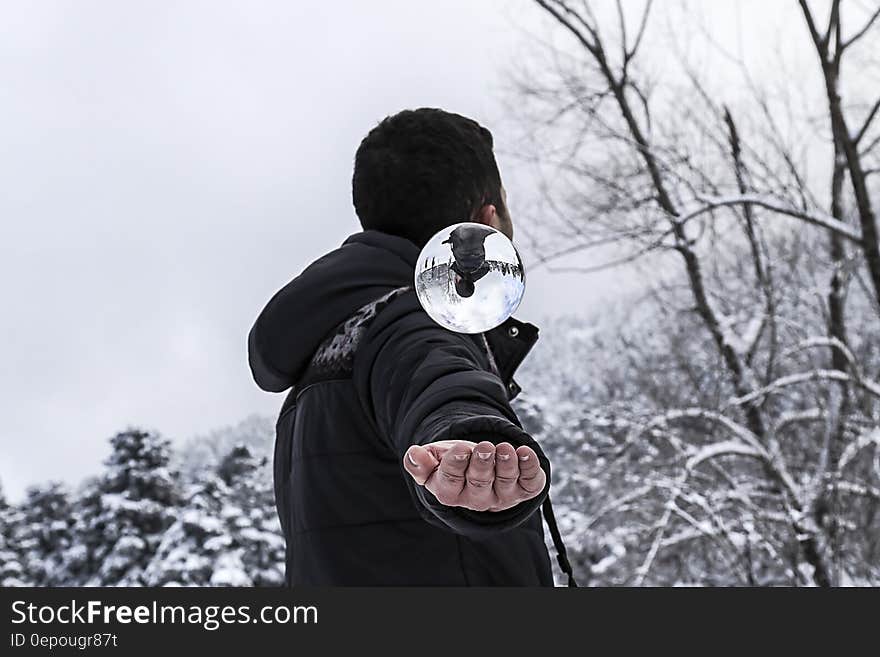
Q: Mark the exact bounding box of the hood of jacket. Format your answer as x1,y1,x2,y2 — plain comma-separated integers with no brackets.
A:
248,230,419,392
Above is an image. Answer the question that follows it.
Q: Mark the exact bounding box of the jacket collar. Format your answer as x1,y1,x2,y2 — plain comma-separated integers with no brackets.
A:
484,316,539,400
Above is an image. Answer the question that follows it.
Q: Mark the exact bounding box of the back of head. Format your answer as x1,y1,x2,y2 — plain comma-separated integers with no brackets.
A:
352,108,503,247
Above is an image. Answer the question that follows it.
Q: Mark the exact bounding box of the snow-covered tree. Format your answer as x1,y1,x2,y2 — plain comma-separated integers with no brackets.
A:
15,483,73,586
61,429,178,586
511,0,880,586
144,443,284,587
143,477,229,586
177,415,274,480
519,252,880,586
210,445,284,587
0,483,30,587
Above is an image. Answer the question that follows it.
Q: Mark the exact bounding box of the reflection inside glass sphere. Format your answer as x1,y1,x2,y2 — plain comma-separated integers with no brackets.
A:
414,222,525,333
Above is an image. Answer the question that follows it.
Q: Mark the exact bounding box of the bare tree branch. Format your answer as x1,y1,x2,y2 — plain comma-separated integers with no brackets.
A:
854,96,880,144
626,0,652,65
686,195,863,243
841,4,880,50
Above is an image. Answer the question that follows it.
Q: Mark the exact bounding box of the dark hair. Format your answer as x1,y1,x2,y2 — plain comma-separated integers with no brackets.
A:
352,108,504,247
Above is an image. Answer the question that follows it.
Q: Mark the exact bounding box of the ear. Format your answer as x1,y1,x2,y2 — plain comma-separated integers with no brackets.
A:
474,204,498,227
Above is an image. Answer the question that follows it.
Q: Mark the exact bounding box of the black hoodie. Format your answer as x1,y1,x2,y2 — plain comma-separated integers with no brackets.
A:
248,230,556,585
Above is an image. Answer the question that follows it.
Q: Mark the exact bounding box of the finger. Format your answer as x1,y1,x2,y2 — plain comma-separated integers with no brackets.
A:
424,440,468,463
428,442,472,505
515,445,546,496
493,442,519,499
464,441,496,510
403,445,439,486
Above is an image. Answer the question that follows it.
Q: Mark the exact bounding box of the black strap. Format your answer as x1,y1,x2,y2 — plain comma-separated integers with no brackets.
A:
542,496,578,587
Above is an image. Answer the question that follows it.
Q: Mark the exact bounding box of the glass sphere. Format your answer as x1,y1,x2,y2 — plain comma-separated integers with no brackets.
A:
414,222,525,334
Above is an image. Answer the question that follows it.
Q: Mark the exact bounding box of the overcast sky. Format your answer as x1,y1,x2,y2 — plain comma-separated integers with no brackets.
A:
0,0,842,498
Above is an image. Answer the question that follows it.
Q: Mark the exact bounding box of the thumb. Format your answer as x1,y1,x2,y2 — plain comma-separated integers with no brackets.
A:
403,445,440,485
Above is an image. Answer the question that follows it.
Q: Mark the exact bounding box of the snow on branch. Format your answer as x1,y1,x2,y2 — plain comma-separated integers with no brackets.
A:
740,312,766,359
634,472,687,586
685,440,763,471
681,195,863,243
583,484,655,530
772,408,826,436
833,480,880,501
716,308,766,362
627,408,801,501
781,336,858,368
837,427,880,471
660,527,714,549
728,370,880,408
646,408,767,454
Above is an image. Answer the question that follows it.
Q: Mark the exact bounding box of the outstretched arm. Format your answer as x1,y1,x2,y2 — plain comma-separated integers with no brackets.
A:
355,295,549,538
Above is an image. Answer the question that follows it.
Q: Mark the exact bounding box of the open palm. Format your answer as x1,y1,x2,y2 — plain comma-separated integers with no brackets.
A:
402,439,546,512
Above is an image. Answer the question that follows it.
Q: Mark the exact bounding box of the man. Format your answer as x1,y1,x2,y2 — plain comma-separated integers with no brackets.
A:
248,108,573,586
442,224,494,298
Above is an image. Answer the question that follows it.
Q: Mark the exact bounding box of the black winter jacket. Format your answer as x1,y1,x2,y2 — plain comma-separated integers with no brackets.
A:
248,230,559,586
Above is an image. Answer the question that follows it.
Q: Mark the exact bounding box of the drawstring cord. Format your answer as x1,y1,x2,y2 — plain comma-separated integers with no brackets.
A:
542,496,578,587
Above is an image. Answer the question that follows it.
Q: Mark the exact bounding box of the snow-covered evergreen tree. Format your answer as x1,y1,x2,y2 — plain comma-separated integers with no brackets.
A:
209,444,284,586
143,476,229,586
15,483,73,586
178,415,274,480
0,483,30,586
144,444,284,587
61,429,178,585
